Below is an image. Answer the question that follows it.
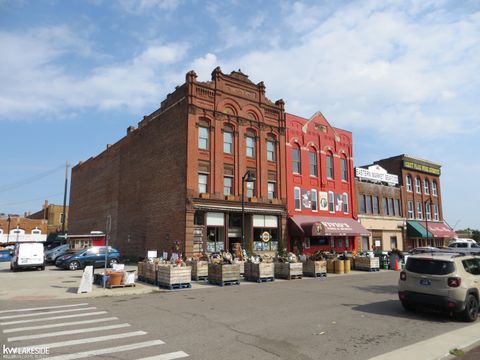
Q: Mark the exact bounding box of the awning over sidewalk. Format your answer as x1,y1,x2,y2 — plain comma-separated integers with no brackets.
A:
407,221,456,238
289,215,370,237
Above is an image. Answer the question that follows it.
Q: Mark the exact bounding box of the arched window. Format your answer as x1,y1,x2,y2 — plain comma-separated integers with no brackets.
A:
415,177,421,194
292,144,301,174
245,129,256,158
266,136,276,162
341,155,348,181
424,179,430,195
432,180,438,196
309,148,318,176
224,106,236,116
326,152,334,179
223,125,234,154
406,175,413,192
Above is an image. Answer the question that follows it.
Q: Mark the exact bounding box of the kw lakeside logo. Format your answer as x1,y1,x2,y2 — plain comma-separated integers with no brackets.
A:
2,344,50,359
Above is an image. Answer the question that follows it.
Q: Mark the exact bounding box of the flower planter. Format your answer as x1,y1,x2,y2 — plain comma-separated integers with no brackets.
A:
245,262,274,282
274,262,302,280
303,260,327,278
208,263,240,286
187,260,208,281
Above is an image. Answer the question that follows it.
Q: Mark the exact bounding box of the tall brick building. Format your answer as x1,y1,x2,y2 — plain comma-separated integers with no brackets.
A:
69,68,287,257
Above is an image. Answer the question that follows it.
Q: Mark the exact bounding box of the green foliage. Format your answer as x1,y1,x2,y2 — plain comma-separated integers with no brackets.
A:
449,348,464,356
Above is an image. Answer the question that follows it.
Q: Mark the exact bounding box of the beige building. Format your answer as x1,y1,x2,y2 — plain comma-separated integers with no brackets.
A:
355,165,406,251
28,200,69,234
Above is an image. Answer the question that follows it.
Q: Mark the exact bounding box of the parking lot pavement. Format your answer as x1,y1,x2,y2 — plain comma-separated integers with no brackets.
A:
0,302,189,359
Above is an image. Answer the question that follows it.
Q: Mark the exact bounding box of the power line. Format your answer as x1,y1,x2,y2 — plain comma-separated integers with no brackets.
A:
0,164,65,194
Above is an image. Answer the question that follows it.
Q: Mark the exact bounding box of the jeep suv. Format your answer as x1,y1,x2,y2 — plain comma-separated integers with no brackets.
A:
398,251,480,322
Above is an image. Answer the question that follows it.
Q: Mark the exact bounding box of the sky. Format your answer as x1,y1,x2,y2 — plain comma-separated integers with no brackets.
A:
0,0,479,229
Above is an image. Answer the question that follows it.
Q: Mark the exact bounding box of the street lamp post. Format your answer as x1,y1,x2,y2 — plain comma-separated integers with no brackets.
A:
241,170,255,253
424,199,432,247
6,215,11,243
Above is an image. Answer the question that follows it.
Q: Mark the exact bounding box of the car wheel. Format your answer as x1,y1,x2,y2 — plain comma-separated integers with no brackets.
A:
108,258,118,267
68,261,81,271
401,301,415,312
462,294,479,322
39,266,45,271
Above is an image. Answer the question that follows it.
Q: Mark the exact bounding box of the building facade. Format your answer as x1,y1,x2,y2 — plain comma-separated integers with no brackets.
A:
374,155,455,249
285,112,369,254
69,68,287,257
355,165,405,251
0,215,47,244
28,200,69,235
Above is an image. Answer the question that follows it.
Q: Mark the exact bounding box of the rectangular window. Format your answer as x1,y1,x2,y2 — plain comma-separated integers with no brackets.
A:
224,177,233,196
373,196,379,214
328,191,335,213
388,198,394,217
294,187,301,210
394,199,401,216
246,136,255,157
432,181,438,196
198,126,209,150
223,131,233,154
198,173,208,193
390,236,398,250
383,198,389,215
424,180,430,195
341,158,348,181
342,193,349,213
415,177,421,194
246,180,255,198
359,194,366,214
417,202,423,220
267,141,275,161
366,195,372,214
327,155,334,179
309,151,318,176
268,182,275,200
426,202,431,221
292,148,301,174
433,204,439,221
311,189,318,211
361,236,369,251
407,201,414,219
406,176,412,192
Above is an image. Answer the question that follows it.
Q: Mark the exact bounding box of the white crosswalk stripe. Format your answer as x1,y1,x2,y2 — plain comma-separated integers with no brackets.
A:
3,317,118,333
0,303,189,359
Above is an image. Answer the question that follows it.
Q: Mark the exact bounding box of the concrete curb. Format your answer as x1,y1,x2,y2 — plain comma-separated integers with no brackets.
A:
369,321,480,360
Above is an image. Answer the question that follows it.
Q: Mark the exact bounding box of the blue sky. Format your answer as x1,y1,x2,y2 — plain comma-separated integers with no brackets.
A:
0,0,479,229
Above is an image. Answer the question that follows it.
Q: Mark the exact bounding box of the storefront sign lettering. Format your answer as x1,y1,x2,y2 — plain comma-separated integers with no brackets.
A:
321,222,352,230
355,166,398,185
403,161,440,175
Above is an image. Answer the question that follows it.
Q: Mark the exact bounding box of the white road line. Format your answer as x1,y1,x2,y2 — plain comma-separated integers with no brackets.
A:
0,303,89,314
0,311,108,326
33,330,148,349
3,317,119,333
136,351,190,360
0,307,97,320
42,340,166,360
8,323,130,342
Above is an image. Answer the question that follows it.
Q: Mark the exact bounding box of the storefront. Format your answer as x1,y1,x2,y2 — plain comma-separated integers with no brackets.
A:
288,215,370,254
357,216,405,251
406,220,456,249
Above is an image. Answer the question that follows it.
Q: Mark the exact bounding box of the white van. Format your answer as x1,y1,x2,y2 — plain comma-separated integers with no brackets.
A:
10,243,45,271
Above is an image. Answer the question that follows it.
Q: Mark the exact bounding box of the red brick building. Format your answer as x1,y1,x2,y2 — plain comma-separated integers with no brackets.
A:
285,112,369,254
69,68,287,257
373,155,455,249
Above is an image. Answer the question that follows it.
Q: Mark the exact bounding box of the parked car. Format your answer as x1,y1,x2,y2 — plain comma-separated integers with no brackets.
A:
55,246,120,270
10,243,45,271
448,241,480,249
398,251,480,322
44,244,70,263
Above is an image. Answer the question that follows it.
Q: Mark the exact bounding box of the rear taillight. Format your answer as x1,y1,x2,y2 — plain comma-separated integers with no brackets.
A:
400,271,406,281
448,277,461,287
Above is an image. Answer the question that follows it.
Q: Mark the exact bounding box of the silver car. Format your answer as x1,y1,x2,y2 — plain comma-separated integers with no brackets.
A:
44,244,70,263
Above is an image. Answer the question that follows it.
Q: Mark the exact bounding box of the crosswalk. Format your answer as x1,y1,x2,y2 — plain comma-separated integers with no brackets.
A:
0,302,189,360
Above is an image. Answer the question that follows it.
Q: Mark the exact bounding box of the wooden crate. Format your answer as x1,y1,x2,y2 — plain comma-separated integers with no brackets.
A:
208,264,240,285
137,262,158,284
157,265,191,287
303,260,327,277
187,261,208,280
244,262,274,281
354,257,380,271
274,262,303,280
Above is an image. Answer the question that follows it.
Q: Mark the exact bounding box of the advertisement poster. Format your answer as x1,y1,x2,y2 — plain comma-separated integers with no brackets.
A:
319,192,328,211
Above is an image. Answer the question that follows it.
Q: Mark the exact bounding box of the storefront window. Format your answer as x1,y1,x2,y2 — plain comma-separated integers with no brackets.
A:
361,236,369,251
253,228,278,251
310,236,329,246
207,227,224,253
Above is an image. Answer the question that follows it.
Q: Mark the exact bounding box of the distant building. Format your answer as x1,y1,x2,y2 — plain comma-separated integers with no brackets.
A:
286,112,369,254
0,215,47,244
28,200,69,234
355,164,405,251
373,155,455,249
69,68,287,257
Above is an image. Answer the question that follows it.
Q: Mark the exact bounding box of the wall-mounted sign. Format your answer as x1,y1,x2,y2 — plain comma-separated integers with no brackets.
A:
356,165,399,185
261,231,271,243
319,192,328,211
403,160,440,175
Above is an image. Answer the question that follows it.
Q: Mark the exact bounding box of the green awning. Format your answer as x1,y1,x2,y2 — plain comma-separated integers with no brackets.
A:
407,221,433,238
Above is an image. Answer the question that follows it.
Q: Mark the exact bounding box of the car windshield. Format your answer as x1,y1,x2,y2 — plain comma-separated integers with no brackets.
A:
406,258,455,275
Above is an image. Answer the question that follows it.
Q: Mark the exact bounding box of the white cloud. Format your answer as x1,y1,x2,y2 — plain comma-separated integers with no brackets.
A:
117,0,180,14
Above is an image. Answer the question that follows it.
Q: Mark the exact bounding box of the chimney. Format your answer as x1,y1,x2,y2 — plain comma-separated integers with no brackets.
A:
43,200,48,209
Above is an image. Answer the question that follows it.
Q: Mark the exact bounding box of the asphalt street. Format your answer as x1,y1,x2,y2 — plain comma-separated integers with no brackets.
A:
0,270,476,360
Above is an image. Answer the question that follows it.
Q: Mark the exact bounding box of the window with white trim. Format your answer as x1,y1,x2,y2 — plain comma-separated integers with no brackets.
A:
415,177,421,194
292,147,301,174
432,181,438,196
309,150,318,176
267,140,275,161
426,202,431,221
311,189,318,211
433,204,439,221
407,201,414,219
246,179,255,198
224,176,233,196
416,202,423,220
246,136,255,157
326,153,334,179
342,193,349,213
328,191,335,213
424,179,430,195
223,130,233,154
294,187,301,210
198,126,209,150
341,157,348,181
267,182,275,200
406,175,413,192
198,173,208,193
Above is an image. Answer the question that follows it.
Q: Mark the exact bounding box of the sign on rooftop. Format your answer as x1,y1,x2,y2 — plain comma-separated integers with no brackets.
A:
356,165,398,186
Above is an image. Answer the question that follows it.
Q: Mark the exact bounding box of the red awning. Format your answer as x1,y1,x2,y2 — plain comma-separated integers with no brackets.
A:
422,221,456,238
289,215,370,237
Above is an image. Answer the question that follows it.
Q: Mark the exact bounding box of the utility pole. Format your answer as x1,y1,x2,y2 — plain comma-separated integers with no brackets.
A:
61,161,69,235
